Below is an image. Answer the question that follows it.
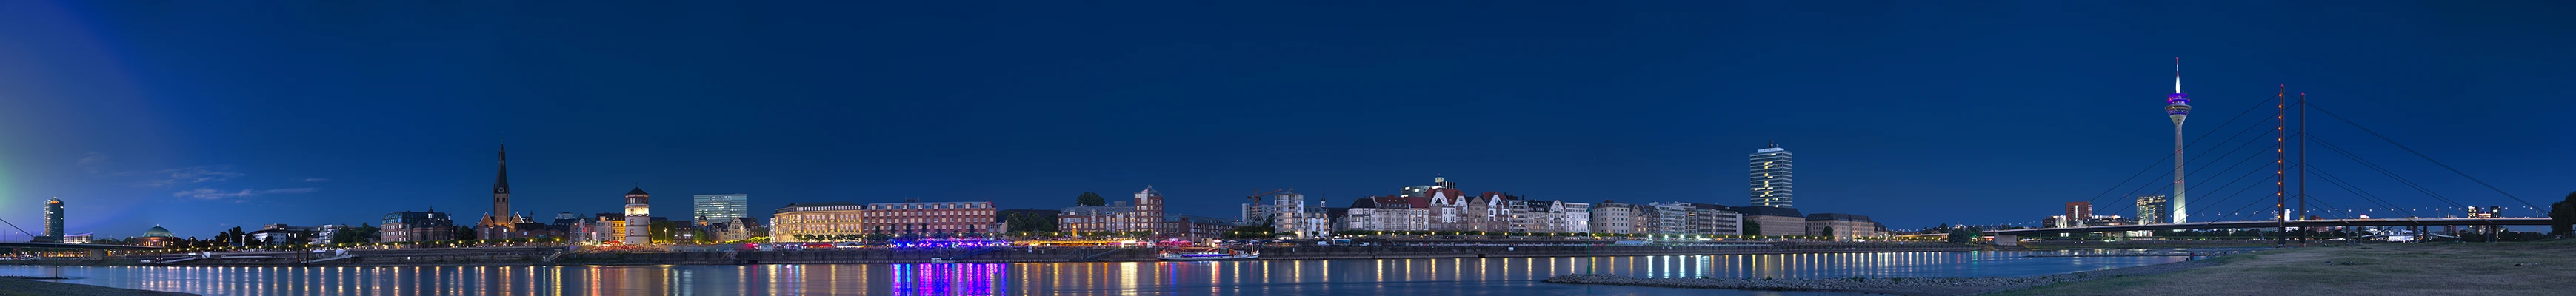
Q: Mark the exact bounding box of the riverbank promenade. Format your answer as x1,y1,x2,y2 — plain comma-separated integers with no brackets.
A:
7,241,1978,267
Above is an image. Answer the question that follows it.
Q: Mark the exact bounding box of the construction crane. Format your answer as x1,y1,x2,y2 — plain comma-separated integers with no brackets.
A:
1244,189,1289,204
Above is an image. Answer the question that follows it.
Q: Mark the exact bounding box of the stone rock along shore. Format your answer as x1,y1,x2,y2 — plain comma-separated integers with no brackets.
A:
0,277,199,296
1542,259,2216,296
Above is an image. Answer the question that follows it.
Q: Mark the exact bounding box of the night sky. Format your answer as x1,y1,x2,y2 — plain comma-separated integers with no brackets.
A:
4,1,2571,238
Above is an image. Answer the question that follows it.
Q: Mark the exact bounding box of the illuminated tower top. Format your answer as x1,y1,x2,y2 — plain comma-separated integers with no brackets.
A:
2166,58,2192,123
626,187,651,206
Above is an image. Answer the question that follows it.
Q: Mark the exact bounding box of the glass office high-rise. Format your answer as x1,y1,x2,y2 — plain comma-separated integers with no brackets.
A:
2134,194,2171,224
693,194,750,225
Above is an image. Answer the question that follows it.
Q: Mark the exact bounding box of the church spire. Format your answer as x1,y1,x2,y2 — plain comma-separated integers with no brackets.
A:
494,144,510,194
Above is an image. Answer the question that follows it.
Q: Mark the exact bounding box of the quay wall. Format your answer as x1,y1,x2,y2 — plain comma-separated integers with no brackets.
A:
5,242,1981,266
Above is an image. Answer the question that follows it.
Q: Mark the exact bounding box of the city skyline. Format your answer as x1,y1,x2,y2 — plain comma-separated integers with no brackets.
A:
5,1,2572,238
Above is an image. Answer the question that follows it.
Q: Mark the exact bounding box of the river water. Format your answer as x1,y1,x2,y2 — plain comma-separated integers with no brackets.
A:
0,249,2202,295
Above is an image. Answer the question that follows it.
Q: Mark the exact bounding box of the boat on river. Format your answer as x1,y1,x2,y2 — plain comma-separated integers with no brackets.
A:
1157,247,1258,260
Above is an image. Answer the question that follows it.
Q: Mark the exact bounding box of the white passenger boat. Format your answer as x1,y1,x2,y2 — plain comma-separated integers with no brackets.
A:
1157,247,1258,260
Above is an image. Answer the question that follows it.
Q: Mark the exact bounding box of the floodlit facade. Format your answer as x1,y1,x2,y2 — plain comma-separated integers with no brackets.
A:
1804,213,1888,240
1589,201,1639,234
1430,191,1517,232
1341,196,1431,232
1505,199,1590,233
771,202,865,241
862,201,995,235
1059,204,1141,234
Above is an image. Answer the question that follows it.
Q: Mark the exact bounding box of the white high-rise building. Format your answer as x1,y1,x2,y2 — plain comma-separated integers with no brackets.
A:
1751,142,1795,208
1267,190,1329,238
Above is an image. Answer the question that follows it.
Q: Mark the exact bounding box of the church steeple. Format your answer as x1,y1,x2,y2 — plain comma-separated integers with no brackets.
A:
481,142,521,239
494,144,510,194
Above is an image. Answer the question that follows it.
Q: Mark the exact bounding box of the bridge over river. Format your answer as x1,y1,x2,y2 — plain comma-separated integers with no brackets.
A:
1984,217,2550,245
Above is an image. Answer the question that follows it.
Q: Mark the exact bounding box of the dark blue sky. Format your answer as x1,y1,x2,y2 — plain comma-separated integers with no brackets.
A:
4,1,2571,238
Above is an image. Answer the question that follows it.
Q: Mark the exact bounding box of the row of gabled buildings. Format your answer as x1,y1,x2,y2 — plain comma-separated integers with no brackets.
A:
1329,181,1597,234
1241,177,1892,240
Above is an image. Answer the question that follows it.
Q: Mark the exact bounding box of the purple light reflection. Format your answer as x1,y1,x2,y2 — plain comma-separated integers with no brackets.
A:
890,263,1005,295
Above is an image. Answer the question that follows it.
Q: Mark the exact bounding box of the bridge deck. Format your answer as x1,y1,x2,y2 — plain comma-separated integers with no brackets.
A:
1987,218,2550,235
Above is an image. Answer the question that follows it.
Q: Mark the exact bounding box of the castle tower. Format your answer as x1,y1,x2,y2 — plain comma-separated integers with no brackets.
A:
624,187,652,245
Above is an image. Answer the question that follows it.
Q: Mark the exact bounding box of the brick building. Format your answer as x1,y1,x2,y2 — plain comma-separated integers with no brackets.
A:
861,200,995,235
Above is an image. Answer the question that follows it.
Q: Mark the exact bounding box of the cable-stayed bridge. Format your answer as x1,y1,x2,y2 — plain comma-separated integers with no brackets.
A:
1976,84,2557,243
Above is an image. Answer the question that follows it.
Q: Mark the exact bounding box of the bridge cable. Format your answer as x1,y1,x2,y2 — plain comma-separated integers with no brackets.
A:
2088,118,2280,218
2078,94,2280,206
0,218,36,239
2306,135,2471,209
2119,110,2286,215
2136,139,2286,219
2308,164,2422,218
2092,151,2272,223
2080,155,2169,206
2309,103,2538,209
2306,164,2423,218
2303,193,2345,219
2217,178,2287,221
2218,174,2287,221
2175,166,2282,222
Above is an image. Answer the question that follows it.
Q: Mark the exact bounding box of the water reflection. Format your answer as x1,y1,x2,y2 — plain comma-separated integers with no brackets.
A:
0,249,2200,295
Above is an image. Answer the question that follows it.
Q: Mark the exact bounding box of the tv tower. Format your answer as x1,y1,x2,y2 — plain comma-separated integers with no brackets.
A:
2166,58,2193,223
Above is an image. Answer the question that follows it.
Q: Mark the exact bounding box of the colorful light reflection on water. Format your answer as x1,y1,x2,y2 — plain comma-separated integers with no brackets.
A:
0,249,2207,295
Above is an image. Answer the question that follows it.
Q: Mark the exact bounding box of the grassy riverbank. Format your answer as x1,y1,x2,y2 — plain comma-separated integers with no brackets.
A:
1987,240,2576,295
0,277,197,296
2015,239,2282,250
